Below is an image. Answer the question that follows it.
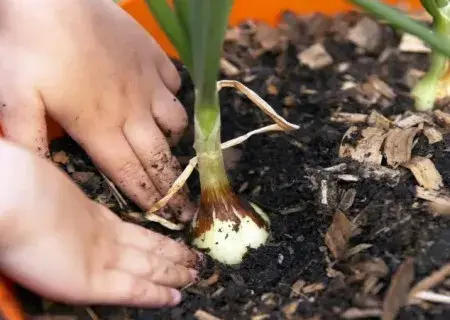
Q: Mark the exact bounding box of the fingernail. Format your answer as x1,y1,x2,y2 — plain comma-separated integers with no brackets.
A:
189,268,199,282
179,202,198,223
194,250,207,267
171,289,182,305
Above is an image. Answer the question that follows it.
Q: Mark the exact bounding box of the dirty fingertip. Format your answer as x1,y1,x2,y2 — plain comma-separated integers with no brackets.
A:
193,249,207,269
177,201,197,223
189,268,199,282
171,289,182,305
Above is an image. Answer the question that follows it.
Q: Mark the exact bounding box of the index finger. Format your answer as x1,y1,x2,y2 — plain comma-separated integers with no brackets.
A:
117,220,201,269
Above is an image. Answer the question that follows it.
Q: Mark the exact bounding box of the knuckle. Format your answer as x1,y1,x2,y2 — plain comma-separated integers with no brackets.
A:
144,258,157,279
126,277,150,301
147,143,171,163
116,160,144,182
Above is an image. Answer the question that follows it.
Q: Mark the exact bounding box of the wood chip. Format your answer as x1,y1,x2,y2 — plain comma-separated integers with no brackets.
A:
194,310,222,320
325,210,355,260
224,27,240,42
337,174,360,182
261,292,280,308
423,126,444,144
415,186,450,216
429,201,450,215
254,23,285,52
341,308,382,319
413,291,450,304
302,282,326,294
347,17,382,52
402,156,443,190
404,68,425,88
383,127,420,168
395,114,430,129
363,275,381,295
367,110,392,130
339,126,387,165
297,43,333,70
266,83,279,95
368,76,396,99
220,58,240,76
337,62,350,73
409,264,450,304
434,110,450,127
338,188,357,211
355,163,400,186
382,258,415,320
290,279,306,298
345,243,373,259
330,112,368,124
342,81,357,90
52,151,69,165
399,33,431,53
196,272,220,288
281,300,301,320
353,258,389,278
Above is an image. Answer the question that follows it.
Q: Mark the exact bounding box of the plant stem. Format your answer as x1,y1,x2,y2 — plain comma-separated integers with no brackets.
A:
412,0,450,110
194,91,230,191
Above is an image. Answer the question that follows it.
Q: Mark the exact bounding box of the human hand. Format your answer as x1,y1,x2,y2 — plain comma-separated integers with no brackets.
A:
0,0,195,222
0,139,201,307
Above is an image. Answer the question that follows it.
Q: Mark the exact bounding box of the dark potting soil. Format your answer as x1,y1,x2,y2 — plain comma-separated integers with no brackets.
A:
18,10,450,320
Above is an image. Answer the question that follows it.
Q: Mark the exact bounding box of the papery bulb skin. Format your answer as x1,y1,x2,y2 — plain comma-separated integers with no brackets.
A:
191,186,270,265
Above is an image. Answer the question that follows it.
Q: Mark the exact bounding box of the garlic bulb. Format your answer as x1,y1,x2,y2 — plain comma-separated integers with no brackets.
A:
191,187,270,265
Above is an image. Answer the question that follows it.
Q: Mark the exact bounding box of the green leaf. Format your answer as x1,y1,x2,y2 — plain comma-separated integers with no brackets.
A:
421,0,441,17
173,0,191,43
186,0,234,104
349,0,450,57
144,0,192,69
145,0,234,136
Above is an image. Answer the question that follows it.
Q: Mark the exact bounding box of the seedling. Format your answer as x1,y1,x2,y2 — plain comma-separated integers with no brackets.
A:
144,0,298,265
349,0,450,111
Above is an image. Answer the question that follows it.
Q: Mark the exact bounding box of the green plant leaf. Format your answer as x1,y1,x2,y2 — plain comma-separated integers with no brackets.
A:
421,0,441,17
173,0,191,43
349,0,450,57
186,0,234,104
144,0,192,69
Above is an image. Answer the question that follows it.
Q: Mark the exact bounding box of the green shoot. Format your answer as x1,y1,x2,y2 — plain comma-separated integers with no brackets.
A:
145,0,271,265
349,0,450,110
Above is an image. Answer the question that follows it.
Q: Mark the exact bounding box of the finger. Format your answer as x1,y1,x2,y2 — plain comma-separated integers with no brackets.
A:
150,88,188,146
90,270,182,307
117,221,200,268
123,113,196,222
0,90,49,158
107,244,197,288
152,46,181,94
78,130,164,212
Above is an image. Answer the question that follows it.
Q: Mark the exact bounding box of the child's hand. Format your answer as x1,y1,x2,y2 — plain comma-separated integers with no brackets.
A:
0,139,200,307
0,0,195,222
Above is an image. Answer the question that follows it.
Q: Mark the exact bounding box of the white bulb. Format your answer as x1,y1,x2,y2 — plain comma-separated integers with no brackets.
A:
191,200,270,265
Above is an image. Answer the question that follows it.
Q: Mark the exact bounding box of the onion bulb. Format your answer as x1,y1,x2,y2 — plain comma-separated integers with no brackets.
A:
191,186,270,265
